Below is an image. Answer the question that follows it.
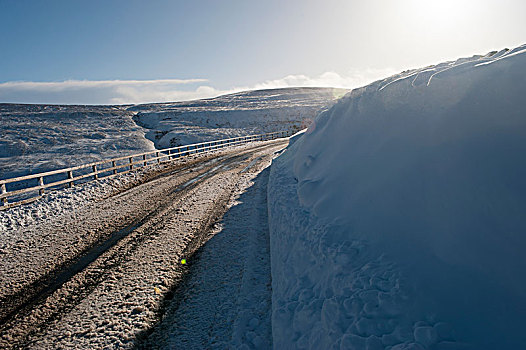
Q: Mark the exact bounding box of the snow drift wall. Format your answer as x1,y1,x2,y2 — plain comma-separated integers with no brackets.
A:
269,45,526,349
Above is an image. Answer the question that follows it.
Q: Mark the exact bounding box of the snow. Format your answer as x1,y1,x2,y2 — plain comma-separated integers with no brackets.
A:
143,157,276,349
268,44,526,349
0,87,343,190
0,158,165,234
0,141,271,234
0,104,155,180
3,42,526,348
130,87,347,148
0,140,286,348
1,86,342,230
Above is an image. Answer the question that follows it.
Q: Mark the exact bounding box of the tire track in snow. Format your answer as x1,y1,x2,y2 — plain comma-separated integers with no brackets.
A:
139,160,274,349
0,140,287,349
0,155,226,326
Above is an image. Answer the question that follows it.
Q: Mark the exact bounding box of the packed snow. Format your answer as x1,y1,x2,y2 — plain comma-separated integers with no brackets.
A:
268,44,526,349
142,158,276,349
0,141,273,234
0,140,286,348
130,87,347,148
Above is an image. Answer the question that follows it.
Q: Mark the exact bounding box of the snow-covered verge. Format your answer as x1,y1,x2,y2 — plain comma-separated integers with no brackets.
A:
0,163,153,234
268,44,526,349
0,104,155,180
130,87,347,148
0,141,269,234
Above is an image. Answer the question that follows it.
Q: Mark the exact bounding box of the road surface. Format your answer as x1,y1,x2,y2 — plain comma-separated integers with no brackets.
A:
0,139,287,349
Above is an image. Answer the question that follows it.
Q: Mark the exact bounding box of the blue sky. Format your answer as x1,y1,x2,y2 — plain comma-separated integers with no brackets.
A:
1,0,525,104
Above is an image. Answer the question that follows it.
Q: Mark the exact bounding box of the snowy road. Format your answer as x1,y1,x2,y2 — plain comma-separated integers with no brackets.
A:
0,139,287,349
140,167,274,349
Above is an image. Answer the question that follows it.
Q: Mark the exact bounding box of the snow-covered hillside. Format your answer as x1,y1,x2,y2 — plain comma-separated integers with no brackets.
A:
0,104,154,180
0,87,345,181
130,87,347,148
269,44,526,349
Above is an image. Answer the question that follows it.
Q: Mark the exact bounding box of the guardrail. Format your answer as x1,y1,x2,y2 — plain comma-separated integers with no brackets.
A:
0,130,291,210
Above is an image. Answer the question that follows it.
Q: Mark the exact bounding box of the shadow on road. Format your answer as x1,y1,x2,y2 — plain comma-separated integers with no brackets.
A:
136,167,273,349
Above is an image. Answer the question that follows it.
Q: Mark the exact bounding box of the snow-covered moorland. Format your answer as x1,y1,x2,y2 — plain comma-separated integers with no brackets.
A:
2,42,525,349
268,44,526,349
131,87,347,148
0,104,155,180
0,87,345,182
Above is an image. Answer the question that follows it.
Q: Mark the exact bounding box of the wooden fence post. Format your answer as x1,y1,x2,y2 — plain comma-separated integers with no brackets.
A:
143,154,147,166
129,157,133,170
112,161,117,174
39,177,44,196
93,165,98,180
156,152,160,164
68,170,74,187
1,183,7,205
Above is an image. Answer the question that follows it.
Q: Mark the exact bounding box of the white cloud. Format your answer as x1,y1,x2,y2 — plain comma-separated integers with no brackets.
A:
0,79,207,89
0,69,397,105
251,69,397,90
0,79,220,105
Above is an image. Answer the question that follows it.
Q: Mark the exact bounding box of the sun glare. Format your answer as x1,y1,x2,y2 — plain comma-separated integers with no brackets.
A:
407,0,474,32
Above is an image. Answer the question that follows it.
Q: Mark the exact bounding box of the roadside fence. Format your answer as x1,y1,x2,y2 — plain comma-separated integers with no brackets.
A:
0,130,291,210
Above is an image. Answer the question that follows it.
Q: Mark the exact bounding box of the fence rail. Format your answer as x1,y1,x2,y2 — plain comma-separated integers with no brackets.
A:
0,130,291,210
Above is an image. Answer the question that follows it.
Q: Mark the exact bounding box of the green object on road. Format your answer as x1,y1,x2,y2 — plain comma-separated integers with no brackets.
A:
181,259,186,265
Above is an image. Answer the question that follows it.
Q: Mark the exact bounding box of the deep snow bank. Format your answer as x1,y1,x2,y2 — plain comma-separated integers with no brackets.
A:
269,45,526,349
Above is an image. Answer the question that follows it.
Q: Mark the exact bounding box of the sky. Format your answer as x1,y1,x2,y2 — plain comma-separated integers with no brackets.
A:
0,0,525,104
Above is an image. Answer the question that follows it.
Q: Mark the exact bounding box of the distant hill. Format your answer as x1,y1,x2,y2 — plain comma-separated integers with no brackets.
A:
0,87,348,179
130,87,348,148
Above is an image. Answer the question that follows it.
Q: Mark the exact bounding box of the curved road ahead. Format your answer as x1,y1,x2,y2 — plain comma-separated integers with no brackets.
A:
0,139,287,349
